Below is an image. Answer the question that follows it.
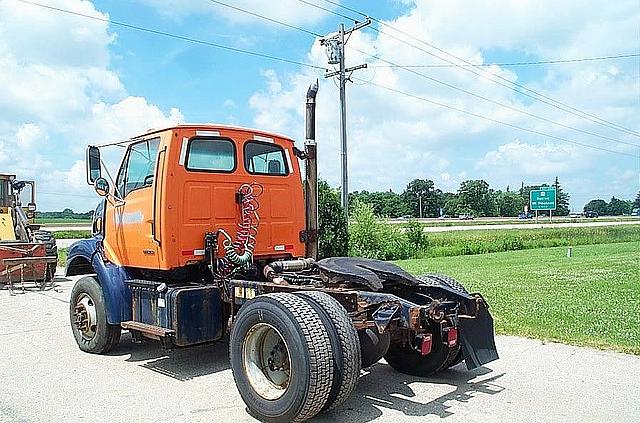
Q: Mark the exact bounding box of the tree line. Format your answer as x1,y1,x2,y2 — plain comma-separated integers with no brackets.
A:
36,208,94,219
584,192,640,216
349,176,571,218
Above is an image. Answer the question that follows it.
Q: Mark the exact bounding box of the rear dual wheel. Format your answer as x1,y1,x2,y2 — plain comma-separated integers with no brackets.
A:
385,273,469,376
230,292,361,422
384,327,458,377
295,291,361,412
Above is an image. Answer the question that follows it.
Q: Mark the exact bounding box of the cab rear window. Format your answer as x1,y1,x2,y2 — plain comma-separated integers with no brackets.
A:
244,141,288,176
187,138,236,172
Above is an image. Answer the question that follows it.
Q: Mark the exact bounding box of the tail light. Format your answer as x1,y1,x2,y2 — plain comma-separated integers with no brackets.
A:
419,333,432,355
446,327,458,347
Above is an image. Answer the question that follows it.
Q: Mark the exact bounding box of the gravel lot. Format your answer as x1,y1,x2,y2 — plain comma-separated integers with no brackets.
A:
1,273,639,422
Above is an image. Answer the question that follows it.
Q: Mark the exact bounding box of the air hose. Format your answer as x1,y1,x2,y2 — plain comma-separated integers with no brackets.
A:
216,183,262,276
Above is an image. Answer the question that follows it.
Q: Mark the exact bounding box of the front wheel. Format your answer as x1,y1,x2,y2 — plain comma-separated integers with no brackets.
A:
230,293,334,422
69,276,120,354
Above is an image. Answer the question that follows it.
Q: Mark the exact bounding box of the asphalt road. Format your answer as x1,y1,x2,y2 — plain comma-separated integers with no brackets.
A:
1,275,639,422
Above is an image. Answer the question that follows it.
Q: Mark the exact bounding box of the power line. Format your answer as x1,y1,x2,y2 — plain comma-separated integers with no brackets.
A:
19,0,637,158
292,0,356,22
350,48,639,148
201,0,639,151
370,53,640,68
311,0,640,138
202,0,638,149
15,0,326,71
206,0,322,37
353,76,637,158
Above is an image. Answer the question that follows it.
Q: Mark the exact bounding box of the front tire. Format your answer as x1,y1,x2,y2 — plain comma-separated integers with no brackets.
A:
230,293,334,422
69,276,120,354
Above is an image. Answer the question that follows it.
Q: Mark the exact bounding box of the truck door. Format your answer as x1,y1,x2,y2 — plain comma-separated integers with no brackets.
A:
104,138,161,268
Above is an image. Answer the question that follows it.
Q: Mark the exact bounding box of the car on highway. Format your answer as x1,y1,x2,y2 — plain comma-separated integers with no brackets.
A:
458,214,474,220
518,213,534,219
584,211,599,218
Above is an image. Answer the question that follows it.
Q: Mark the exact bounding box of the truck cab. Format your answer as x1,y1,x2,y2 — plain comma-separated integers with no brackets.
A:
95,125,306,271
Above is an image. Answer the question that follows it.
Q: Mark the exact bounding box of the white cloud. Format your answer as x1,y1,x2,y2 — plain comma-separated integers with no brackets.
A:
476,140,590,175
246,0,639,208
0,0,184,211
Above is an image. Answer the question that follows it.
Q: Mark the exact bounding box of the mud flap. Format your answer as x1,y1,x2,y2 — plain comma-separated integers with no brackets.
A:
459,301,499,370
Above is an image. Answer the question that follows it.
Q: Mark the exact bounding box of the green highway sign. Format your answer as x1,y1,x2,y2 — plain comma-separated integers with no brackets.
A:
530,188,556,211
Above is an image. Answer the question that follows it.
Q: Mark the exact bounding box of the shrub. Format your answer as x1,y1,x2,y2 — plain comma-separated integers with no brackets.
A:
349,201,418,260
318,180,348,258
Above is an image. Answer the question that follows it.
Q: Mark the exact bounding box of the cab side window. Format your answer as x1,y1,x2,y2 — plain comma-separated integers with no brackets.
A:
116,138,160,197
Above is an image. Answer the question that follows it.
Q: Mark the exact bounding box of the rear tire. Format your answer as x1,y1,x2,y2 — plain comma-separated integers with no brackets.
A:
69,276,120,354
417,273,470,369
295,291,361,411
384,327,457,377
230,293,334,422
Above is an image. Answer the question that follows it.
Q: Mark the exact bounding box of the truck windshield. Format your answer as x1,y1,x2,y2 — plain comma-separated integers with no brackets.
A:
117,138,160,196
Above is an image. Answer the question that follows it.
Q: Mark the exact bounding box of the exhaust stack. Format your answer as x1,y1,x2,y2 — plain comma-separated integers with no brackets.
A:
304,80,319,260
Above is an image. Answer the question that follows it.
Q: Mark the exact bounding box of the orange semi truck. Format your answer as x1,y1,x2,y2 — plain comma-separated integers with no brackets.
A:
66,82,498,422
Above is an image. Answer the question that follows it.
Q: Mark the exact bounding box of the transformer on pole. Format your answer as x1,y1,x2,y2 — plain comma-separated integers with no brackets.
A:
321,18,371,222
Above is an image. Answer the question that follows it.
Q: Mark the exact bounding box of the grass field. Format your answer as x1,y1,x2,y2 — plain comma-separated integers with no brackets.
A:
36,218,92,225
57,248,68,267
389,216,640,227
398,241,640,354
420,224,640,258
52,230,92,239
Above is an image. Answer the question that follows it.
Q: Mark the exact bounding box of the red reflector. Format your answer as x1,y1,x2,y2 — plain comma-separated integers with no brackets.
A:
181,250,194,256
447,327,458,347
420,334,432,355
284,244,294,251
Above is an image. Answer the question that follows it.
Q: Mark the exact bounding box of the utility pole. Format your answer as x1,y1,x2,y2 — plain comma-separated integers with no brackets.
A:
321,18,371,222
417,194,423,219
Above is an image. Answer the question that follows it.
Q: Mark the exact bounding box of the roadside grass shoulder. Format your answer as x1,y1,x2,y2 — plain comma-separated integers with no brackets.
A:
52,230,92,239
421,225,640,258
36,218,92,225
414,216,639,227
397,241,640,354
57,248,68,267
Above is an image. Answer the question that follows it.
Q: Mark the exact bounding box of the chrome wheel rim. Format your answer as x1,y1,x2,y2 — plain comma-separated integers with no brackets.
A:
242,323,291,400
73,293,97,340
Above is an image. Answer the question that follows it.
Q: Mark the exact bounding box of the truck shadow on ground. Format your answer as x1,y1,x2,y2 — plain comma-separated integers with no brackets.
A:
107,333,231,382
109,332,505,421
319,363,505,422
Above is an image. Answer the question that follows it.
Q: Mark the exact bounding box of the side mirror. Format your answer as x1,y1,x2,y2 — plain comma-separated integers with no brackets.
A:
87,146,102,184
94,177,110,197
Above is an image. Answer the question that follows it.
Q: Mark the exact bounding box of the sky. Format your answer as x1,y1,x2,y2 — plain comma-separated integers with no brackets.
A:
0,0,638,212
